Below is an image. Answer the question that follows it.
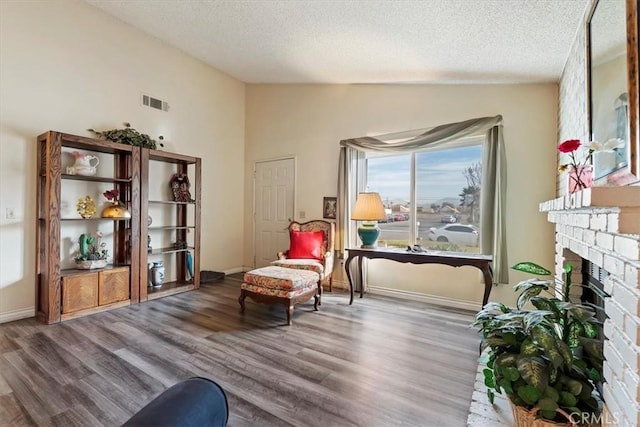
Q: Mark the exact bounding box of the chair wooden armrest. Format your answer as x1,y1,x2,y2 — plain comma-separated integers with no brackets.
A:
324,250,334,280
277,251,288,260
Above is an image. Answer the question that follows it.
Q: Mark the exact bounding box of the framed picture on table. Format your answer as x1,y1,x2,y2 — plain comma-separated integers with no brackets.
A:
323,197,337,220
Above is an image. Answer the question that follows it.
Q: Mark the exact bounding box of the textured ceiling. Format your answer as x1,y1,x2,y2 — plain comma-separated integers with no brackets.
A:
85,0,591,84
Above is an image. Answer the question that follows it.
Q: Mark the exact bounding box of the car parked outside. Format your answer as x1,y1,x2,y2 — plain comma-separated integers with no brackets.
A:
393,213,409,221
440,214,457,223
428,224,479,246
379,213,395,223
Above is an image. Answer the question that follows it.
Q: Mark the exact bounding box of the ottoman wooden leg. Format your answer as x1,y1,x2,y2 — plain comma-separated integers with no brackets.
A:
313,292,319,311
317,280,322,306
238,289,247,313
286,303,294,326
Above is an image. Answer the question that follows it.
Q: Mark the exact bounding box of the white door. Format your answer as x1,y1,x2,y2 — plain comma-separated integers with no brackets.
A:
254,158,295,268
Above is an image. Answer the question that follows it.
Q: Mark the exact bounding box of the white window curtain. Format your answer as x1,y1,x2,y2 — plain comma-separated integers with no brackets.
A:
337,115,508,284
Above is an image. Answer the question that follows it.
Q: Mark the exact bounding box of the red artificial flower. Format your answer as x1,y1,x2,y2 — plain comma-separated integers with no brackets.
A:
103,189,119,201
558,139,581,153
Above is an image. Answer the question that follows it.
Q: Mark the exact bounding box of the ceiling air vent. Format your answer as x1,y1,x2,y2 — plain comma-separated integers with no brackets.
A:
141,93,169,112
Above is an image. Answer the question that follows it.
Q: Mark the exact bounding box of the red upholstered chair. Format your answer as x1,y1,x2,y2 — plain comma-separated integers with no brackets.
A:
272,220,335,296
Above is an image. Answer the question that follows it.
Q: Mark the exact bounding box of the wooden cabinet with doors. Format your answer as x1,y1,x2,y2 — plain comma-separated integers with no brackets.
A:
139,148,201,301
60,266,129,316
36,131,140,324
61,271,99,314
98,266,130,305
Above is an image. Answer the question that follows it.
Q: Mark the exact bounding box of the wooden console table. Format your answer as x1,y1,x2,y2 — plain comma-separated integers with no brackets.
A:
344,247,494,307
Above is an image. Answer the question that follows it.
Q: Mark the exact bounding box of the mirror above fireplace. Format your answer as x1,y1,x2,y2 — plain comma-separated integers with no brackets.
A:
587,0,639,185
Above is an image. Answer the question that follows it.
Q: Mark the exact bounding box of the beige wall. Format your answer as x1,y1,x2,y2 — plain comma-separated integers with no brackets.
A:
0,0,246,321
245,84,559,307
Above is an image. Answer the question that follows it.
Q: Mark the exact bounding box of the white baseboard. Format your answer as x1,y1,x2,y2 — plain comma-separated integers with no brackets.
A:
223,266,247,275
0,306,35,324
367,286,479,311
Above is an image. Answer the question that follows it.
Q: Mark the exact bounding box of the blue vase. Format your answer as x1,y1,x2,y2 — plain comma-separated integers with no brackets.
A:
186,251,194,280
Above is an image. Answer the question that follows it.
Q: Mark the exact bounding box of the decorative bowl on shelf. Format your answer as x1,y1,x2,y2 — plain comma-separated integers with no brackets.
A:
101,202,131,219
76,260,107,270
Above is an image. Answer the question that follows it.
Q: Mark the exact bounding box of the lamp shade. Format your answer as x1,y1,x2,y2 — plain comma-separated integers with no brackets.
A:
351,192,386,221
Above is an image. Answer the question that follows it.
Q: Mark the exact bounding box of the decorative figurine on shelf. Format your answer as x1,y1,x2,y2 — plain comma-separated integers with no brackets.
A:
169,173,194,202
147,215,153,253
101,188,131,218
74,232,109,269
67,151,99,176
172,240,187,249
76,196,97,218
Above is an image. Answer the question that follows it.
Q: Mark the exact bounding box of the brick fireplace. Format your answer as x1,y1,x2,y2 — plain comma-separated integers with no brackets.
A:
540,187,640,426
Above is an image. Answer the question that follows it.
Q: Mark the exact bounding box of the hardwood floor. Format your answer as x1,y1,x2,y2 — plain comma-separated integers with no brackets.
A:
0,277,480,426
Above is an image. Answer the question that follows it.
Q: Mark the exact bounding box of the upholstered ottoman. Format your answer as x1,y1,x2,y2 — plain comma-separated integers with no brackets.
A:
238,266,320,325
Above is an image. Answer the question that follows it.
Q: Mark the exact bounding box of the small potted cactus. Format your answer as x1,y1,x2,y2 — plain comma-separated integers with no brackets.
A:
74,232,109,269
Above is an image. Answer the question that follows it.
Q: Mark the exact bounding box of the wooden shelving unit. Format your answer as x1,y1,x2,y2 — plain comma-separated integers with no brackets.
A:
36,131,201,323
139,147,201,301
36,131,202,323
36,131,140,324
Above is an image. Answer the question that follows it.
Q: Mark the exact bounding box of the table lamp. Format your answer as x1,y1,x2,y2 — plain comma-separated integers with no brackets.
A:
351,192,387,248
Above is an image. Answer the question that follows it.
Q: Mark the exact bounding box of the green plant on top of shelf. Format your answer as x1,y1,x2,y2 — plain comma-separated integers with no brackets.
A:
88,122,164,149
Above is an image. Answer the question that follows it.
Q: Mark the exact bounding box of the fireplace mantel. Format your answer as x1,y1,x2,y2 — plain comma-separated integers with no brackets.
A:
540,187,640,234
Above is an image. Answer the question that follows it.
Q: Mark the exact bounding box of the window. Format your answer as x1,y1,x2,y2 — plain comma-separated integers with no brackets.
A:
366,154,411,247
364,140,483,253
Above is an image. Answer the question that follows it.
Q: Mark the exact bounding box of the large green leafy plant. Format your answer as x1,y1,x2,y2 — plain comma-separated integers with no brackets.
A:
88,122,164,149
474,262,603,422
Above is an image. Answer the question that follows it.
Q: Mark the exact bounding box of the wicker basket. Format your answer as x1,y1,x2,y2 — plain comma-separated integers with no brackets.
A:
511,402,579,427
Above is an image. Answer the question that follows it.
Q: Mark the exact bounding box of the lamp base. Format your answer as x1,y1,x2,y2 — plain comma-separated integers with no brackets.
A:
357,223,380,248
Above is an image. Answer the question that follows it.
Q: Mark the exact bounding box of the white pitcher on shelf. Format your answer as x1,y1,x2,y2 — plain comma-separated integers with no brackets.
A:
67,151,99,176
